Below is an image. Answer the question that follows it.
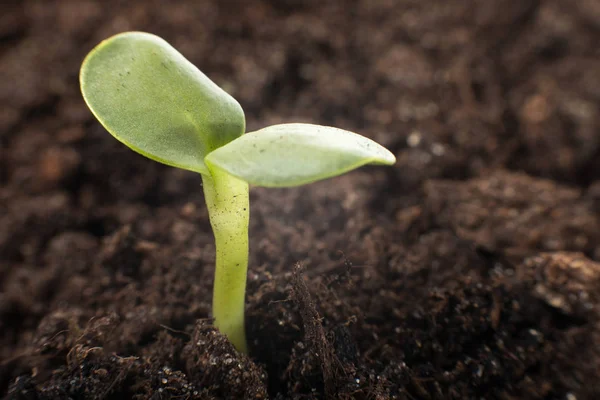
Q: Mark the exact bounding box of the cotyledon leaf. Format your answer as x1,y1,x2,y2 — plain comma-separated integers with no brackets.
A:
205,123,396,187
80,31,245,175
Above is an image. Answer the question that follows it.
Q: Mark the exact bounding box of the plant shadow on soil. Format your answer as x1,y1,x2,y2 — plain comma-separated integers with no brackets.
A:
1,0,600,399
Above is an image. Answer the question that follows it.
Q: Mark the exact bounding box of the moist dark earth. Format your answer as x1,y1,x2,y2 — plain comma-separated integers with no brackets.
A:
1,0,600,399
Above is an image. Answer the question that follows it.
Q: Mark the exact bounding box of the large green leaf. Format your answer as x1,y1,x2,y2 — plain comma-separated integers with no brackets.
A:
205,123,396,187
80,32,245,175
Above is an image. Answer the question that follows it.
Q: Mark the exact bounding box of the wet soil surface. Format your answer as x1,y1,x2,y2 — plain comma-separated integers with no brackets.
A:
1,0,600,399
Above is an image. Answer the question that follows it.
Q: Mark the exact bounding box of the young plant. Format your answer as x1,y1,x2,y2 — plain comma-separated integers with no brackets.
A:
80,32,395,353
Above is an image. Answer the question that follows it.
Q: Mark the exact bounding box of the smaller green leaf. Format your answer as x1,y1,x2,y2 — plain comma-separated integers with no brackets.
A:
205,123,396,187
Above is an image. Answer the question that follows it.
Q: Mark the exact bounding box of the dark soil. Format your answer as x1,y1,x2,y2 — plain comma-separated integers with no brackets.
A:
1,0,600,399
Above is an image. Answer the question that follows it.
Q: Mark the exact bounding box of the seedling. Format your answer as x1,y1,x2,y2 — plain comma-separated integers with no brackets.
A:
80,32,395,353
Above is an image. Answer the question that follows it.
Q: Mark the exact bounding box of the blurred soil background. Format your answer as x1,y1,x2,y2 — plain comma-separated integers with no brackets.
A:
1,0,600,399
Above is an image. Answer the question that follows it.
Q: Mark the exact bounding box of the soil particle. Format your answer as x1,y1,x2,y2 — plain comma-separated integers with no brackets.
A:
425,171,599,257
517,252,600,321
289,265,336,398
182,321,268,399
36,146,81,189
98,225,143,280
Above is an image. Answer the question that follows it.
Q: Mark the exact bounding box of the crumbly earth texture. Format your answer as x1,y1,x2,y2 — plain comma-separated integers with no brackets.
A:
1,0,600,399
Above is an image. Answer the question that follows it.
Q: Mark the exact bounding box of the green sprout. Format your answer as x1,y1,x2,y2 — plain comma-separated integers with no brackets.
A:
80,32,396,353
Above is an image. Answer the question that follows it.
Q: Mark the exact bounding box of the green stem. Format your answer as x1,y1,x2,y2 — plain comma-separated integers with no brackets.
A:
202,167,250,353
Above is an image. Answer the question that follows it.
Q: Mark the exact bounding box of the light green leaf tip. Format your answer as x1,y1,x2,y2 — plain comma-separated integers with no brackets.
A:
80,31,245,175
205,123,396,187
